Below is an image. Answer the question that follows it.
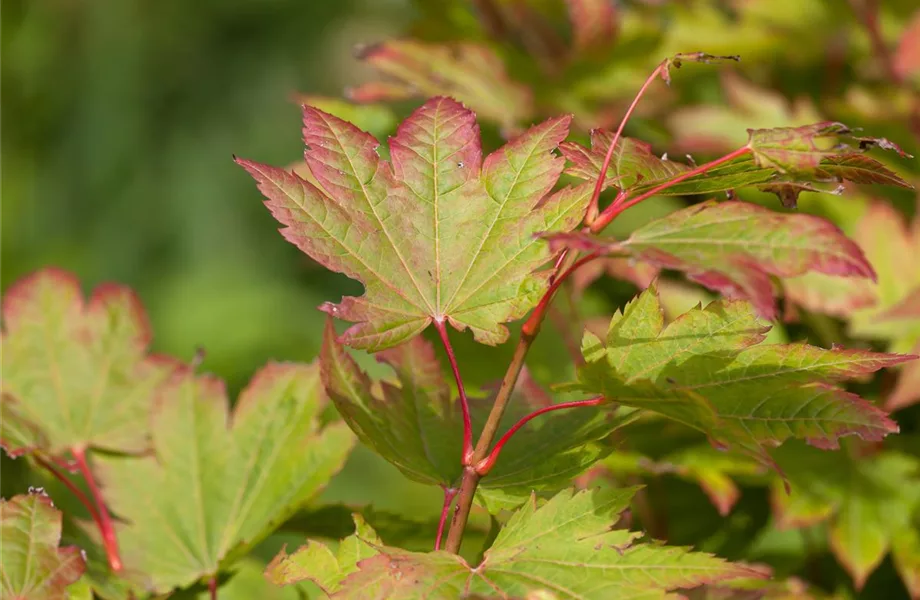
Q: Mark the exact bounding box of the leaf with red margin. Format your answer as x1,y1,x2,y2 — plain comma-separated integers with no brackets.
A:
0,268,179,458
321,317,633,509
94,362,355,594
0,492,87,600
275,487,762,599
347,42,532,130
238,97,590,351
549,200,875,320
771,445,920,592
571,286,908,469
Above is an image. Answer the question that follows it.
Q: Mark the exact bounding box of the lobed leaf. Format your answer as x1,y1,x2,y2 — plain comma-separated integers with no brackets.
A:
276,488,760,599
239,97,590,351
571,286,909,468
94,362,355,594
550,200,875,319
0,268,178,458
265,514,381,593
0,492,87,600
321,317,633,508
348,42,532,130
771,445,920,591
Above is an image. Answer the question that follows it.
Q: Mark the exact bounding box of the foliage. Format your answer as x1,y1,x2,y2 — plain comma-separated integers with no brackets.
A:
4,0,920,599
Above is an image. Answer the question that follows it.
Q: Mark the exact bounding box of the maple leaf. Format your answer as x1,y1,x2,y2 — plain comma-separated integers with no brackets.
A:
570,286,908,467
93,362,355,594
0,268,178,458
771,444,920,591
321,318,633,509
266,514,380,592
889,341,920,411
0,492,87,600
238,97,590,351
271,488,761,599
561,122,910,208
549,200,875,319
347,42,533,130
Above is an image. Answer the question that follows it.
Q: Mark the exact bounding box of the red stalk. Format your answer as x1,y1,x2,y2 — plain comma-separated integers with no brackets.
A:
591,145,752,232
209,575,218,600
34,454,104,528
72,446,122,572
433,319,474,464
434,487,459,551
522,253,601,336
474,396,605,475
585,62,667,223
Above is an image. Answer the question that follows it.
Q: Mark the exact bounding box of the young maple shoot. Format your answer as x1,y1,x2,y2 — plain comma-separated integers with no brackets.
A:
237,50,912,585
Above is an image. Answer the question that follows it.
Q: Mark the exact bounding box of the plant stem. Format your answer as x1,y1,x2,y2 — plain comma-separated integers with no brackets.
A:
34,453,105,528
434,319,474,464
209,575,218,600
590,145,753,232
434,487,459,551
475,397,604,475
586,63,667,223
522,253,600,336
72,446,122,572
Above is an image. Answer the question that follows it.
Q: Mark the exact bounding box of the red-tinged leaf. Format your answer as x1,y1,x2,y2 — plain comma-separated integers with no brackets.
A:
747,121,913,173
292,488,762,599
565,0,617,52
888,342,920,411
771,446,920,591
239,97,590,351
573,286,907,469
322,318,633,509
94,362,355,594
782,271,877,319
347,41,532,129
892,525,920,600
0,268,179,457
894,9,920,83
1,492,87,600
550,200,875,320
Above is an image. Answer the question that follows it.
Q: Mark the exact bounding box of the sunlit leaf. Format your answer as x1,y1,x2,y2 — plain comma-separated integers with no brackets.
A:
571,286,908,467
321,318,633,508
347,42,532,129
1,492,87,600
277,488,760,598
0,268,178,458
94,363,355,594
239,97,589,351
265,514,380,593
771,445,920,591
550,200,875,319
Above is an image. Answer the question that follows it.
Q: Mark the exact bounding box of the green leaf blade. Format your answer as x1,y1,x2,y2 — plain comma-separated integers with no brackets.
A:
0,493,87,600
240,97,587,351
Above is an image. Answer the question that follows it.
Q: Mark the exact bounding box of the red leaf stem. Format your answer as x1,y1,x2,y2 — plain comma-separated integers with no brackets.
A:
434,486,459,551
72,446,122,572
522,253,602,335
434,319,474,465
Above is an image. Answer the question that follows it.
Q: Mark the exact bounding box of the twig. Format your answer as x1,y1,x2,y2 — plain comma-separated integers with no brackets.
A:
434,319,474,464
523,253,601,336
434,487,459,551
72,446,122,572
586,63,668,223
590,145,752,232
474,397,604,475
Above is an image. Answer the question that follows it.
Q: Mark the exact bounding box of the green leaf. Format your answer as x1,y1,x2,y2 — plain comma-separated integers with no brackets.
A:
771,445,920,591
238,97,590,351
265,514,381,593
326,488,760,599
94,362,355,594
0,268,178,458
1,492,87,600
321,318,634,508
550,199,875,319
560,123,911,208
571,286,908,467
348,41,532,130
